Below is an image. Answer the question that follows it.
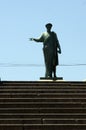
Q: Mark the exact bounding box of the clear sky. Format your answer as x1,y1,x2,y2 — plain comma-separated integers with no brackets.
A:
0,0,86,81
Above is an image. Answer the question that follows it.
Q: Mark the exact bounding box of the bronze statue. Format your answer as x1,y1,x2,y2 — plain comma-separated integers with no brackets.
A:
30,23,61,78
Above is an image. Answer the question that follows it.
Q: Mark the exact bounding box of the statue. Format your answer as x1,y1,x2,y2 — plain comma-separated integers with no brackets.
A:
30,23,61,78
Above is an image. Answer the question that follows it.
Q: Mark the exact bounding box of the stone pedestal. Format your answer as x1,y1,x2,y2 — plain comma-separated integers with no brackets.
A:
40,77,63,80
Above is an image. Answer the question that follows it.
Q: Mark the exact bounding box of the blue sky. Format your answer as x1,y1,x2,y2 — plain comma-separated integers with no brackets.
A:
0,0,86,81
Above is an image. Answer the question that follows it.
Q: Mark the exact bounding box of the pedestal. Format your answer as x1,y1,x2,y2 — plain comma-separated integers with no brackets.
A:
40,77,63,81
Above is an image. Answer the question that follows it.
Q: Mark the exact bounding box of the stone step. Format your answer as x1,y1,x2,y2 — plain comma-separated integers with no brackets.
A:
1,84,86,89
0,102,86,108
1,113,86,119
1,81,86,88
0,108,86,113
0,92,86,98
1,88,86,93
0,118,86,124
0,124,86,130
1,97,86,102
0,81,86,85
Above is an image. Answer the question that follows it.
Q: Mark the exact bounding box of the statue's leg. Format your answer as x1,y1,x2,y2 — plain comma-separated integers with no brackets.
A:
52,65,57,78
53,66,56,77
45,64,51,78
45,66,48,77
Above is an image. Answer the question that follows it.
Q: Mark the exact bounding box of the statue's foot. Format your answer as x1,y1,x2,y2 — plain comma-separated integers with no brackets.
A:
45,75,52,78
48,76,52,78
54,75,57,78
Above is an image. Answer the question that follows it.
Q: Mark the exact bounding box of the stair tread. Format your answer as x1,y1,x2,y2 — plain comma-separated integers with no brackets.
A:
0,107,86,109
0,97,86,102
0,118,86,120
0,113,86,119
0,97,86,99
1,88,86,91
0,101,86,104
0,113,86,115
0,123,86,126
1,92,86,95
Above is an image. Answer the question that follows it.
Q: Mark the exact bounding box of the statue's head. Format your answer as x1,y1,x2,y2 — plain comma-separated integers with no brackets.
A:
45,23,52,28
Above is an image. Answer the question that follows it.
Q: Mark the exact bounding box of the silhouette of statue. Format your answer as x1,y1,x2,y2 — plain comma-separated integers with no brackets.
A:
30,23,61,78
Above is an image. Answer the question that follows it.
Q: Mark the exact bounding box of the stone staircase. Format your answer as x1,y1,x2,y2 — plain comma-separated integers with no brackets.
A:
0,81,86,130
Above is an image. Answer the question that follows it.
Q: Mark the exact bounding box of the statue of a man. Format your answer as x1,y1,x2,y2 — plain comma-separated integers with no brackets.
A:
30,23,61,78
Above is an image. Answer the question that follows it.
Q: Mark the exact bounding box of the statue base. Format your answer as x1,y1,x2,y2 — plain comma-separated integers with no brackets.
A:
40,77,63,81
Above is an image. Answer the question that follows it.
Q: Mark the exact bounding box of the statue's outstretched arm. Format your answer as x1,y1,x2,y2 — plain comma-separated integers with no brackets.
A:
29,38,40,42
29,33,44,43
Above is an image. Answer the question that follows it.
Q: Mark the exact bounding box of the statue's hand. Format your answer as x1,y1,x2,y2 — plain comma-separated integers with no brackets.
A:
57,49,61,54
58,50,61,54
29,38,34,41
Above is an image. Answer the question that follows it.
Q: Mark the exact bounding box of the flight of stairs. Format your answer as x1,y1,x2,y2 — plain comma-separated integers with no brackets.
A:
0,81,86,130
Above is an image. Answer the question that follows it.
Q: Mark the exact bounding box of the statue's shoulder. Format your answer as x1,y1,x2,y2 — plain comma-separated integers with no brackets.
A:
43,32,49,37
52,31,56,35
51,31,57,38
40,32,46,38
